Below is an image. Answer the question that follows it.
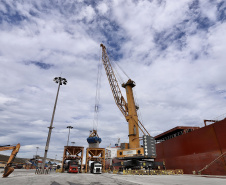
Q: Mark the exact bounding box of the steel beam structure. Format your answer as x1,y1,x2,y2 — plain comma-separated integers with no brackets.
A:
61,146,84,173
85,148,105,173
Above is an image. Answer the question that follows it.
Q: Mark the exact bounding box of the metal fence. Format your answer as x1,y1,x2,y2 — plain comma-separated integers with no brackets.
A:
122,169,183,175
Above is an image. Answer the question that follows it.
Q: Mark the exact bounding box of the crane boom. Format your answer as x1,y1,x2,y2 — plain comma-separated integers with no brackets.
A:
100,44,128,117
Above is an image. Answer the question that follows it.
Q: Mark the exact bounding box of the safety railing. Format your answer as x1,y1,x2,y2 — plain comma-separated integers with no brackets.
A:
122,169,183,175
35,168,50,174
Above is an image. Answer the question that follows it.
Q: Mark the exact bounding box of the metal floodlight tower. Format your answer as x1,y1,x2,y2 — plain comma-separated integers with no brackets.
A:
67,126,73,146
36,147,39,157
42,77,67,172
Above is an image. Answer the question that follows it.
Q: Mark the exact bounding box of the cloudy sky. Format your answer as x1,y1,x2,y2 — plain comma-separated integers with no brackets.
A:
0,0,226,160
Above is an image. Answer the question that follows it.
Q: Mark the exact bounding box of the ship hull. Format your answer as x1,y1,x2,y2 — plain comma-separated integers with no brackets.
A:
155,119,226,175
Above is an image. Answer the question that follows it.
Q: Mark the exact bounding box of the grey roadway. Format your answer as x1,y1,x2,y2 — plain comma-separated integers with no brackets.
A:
0,169,226,185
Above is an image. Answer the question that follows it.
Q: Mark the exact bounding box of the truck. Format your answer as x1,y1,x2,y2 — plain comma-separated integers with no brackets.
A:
90,162,102,174
67,160,79,173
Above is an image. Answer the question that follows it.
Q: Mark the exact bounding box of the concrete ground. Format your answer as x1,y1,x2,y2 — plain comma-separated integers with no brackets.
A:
0,169,226,185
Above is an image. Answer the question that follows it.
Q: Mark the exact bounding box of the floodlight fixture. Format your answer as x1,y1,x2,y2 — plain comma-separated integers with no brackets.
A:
53,77,67,85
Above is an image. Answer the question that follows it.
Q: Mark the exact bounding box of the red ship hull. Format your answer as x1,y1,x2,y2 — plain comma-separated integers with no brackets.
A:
155,119,226,175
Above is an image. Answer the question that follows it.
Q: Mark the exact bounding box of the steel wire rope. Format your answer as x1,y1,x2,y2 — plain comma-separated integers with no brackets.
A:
107,48,126,84
131,81,150,137
133,83,148,137
136,96,147,136
112,62,124,84
198,151,226,174
133,90,142,137
106,47,130,81
93,47,103,131
113,59,130,80
213,112,226,120
199,112,226,128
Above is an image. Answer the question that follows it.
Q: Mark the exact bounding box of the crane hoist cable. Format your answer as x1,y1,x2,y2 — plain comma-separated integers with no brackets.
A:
113,59,130,80
111,62,124,84
213,112,226,120
106,48,129,84
87,49,102,145
92,48,103,131
92,46,129,131
107,48,130,80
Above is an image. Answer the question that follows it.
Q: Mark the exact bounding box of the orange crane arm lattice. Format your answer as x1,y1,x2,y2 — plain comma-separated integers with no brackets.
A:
100,44,151,150
100,44,128,117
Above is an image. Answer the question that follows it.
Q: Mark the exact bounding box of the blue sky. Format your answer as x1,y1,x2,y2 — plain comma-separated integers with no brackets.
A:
0,0,226,160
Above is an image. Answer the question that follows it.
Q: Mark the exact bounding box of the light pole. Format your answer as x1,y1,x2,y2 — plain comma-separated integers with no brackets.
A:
36,147,39,158
42,77,67,172
67,126,73,146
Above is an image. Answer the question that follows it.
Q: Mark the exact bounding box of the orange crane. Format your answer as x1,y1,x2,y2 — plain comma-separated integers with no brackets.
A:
0,143,20,177
100,44,163,169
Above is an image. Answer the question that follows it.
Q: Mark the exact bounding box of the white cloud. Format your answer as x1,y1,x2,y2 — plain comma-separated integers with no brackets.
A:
0,94,17,104
97,2,109,15
30,120,49,126
76,5,96,22
0,0,226,160
199,0,218,22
